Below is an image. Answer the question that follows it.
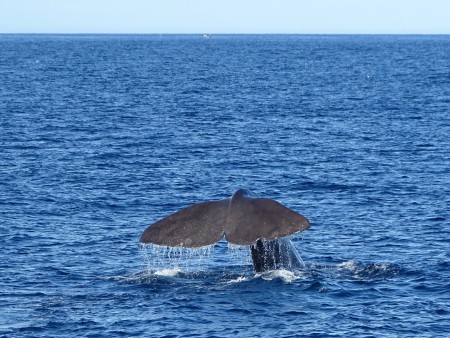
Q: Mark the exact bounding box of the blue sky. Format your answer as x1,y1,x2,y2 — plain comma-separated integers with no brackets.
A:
1,0,449,34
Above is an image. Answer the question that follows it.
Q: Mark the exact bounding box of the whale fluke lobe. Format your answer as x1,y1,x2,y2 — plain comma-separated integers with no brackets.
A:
139,200,229,247
225,191,310,245
140,189,310,248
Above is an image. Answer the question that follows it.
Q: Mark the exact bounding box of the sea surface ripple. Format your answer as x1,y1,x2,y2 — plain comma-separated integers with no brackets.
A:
1,34,449,337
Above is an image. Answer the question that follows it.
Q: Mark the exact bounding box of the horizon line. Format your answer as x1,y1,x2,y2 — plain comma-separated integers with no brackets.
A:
1,32,449,36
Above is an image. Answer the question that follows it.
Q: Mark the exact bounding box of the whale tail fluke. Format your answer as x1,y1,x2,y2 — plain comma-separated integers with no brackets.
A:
140,189,310,248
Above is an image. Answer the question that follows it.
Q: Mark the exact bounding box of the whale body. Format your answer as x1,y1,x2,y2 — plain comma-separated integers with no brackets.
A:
140,189,310,272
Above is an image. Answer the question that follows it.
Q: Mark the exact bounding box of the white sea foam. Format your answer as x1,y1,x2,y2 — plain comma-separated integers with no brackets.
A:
259,269,301,283
154,267,181,277
224,275,250,285
337,260,358,271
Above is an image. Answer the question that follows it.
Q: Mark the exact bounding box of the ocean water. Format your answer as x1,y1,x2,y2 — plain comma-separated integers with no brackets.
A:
1,34,449,337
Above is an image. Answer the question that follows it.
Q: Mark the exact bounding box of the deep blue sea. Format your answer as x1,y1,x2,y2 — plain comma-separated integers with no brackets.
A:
1,34,449,337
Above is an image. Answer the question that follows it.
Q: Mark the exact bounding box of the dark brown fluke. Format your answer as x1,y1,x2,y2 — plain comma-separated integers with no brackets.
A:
139,189,310,248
